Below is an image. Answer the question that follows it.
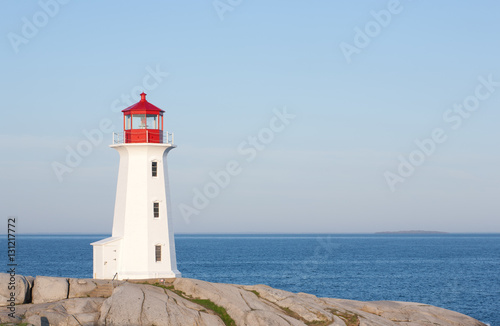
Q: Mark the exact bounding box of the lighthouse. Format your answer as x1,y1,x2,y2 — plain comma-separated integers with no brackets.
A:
91,93,181,280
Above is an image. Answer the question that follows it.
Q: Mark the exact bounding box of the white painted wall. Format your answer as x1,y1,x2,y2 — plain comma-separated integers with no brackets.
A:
92,143,181,280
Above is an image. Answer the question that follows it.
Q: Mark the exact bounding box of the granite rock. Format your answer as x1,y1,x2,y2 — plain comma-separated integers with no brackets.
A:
0,273,34,305
32,276,69,304
98,282,224,326
0,275,488,326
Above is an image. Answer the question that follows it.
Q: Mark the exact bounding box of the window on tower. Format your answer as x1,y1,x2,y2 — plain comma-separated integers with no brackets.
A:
153,202,159,218
152,161,158,177
155,245,161,262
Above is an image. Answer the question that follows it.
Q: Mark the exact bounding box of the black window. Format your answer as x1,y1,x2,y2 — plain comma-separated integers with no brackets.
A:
152,162,157,177
153,202,159,218
155,245,161,262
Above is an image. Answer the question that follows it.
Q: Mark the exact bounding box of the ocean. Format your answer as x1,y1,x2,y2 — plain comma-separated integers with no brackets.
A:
2,234,499,325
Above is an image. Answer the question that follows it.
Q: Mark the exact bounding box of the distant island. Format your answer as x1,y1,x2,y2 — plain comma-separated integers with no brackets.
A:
375,230,449,234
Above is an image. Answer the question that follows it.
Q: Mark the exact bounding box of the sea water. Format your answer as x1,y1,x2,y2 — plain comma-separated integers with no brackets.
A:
1,234,498,325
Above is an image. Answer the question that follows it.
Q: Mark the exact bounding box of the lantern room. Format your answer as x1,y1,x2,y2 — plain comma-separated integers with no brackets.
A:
122,92,164,143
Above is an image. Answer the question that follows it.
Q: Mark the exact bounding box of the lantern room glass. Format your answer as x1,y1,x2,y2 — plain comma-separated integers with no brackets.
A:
129,114,160,129
131,114,146,129
125,115,132,130
146,114,158,129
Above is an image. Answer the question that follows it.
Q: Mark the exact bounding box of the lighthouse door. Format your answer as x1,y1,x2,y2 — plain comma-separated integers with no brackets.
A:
103,244,118,279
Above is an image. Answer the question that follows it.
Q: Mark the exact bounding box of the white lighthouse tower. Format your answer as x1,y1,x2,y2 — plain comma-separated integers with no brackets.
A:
91,93,181,280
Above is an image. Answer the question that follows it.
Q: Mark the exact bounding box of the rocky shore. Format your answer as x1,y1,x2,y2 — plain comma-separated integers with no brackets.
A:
0,273,486,326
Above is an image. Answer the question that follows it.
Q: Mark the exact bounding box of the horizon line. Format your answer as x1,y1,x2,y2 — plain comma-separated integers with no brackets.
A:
2,232,499,236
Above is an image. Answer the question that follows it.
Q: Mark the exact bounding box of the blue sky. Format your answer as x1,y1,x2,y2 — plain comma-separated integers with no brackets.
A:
1,1,499,234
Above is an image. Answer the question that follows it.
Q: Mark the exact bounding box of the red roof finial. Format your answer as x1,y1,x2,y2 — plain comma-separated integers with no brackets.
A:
140,92,147,102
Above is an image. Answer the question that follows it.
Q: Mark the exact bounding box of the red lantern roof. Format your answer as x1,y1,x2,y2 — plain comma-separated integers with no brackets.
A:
122,93,164,114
